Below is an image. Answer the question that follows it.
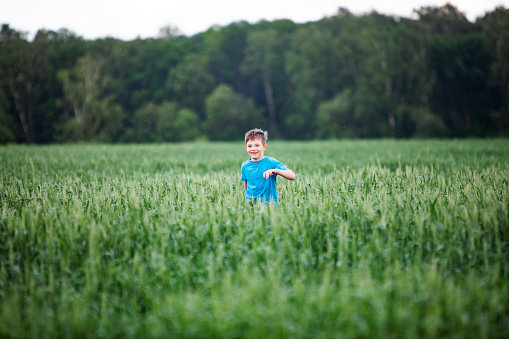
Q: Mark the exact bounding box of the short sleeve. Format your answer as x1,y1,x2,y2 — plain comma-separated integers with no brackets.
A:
276,162,288,170
272,158,288,171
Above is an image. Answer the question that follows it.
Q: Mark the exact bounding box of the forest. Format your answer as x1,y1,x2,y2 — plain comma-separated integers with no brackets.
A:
1,3,508,144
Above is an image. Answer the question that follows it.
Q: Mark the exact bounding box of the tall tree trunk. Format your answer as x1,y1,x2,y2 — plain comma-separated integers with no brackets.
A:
345,45,360,94
9,76,32,143
263,65,276,131
419,38,431,110
377,41,396,136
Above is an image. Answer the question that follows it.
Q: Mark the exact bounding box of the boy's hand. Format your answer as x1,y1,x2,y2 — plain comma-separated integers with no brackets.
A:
263,169,278,179
263,168,296,180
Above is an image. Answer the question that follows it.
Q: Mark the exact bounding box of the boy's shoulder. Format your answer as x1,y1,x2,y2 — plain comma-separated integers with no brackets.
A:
265,156,282,164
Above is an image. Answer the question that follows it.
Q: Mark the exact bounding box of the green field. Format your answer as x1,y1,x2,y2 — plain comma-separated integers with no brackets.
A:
1,140,508,338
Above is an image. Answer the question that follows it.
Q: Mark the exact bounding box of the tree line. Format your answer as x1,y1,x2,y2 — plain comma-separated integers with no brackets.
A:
1,3,508,144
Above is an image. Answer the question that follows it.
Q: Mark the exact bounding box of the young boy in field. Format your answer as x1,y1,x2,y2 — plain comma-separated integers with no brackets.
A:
241,129,296,204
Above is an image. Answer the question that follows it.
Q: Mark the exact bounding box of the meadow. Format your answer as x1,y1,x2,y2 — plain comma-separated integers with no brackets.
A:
0,139,508,338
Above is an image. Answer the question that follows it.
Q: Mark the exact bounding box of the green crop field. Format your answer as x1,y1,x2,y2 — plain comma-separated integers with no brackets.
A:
1,139,508,338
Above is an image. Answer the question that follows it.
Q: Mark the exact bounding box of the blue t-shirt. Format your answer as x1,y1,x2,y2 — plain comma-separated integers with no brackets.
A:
240,156,288,203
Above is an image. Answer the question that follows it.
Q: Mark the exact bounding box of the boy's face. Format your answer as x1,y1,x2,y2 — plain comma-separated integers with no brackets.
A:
245,138,267,161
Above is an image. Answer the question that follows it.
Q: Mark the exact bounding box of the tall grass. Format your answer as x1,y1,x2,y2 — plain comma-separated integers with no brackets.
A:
1,140,508,338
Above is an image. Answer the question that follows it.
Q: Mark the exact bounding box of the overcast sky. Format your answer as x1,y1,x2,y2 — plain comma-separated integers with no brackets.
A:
2,0,507,41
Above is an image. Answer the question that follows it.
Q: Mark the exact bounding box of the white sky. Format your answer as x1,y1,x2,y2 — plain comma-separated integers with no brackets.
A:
1,0,507,41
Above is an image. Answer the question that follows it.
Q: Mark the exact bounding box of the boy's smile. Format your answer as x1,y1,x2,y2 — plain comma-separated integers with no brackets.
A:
245,138,267,161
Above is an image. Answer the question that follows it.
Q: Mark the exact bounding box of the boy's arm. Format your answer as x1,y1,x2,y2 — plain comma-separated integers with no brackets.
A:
263,168,296,180
244,181,247,191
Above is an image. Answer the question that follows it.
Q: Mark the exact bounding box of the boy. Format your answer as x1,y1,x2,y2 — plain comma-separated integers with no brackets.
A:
241,129,296,204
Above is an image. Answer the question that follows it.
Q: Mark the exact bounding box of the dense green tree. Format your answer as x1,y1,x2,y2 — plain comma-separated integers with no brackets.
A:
334,13,400,138
0,25,42,143
155,102,200,142
57,55,125,141
121,101,199,142
314,11,401,138
54,96,124,142
171,108,201,141
167,53,214,118
285,25,336,139
120,102,158,143
107,37,190,114
479,7,509,135
429,33,493,136
33,29,86,143
202,22,249,93
0,91,15,144
243,30,279,132
396,105,449,138
315,88,356,138
58,55,105,132
416,3,473,35
204,84,262,140
0,25,84,143
395,17,434,114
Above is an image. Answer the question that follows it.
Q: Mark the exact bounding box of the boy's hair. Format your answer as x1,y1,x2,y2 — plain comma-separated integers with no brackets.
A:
245,129,268,144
